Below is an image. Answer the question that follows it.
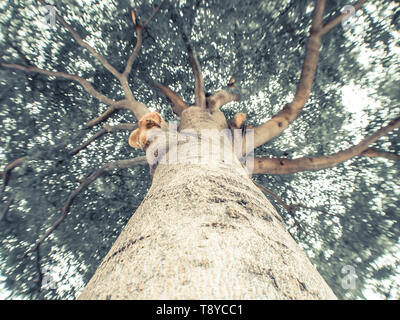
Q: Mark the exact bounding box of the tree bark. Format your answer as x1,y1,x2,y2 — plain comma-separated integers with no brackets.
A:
78,113,336,299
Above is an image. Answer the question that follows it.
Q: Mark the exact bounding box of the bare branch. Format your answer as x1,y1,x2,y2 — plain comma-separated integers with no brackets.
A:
49,5,121,79
1,157,26,194
86,106,118,128
71,123,137,155
153,81,188,116
142,2,164,28
119,3,163,118
206,90,240,111
1,63,117,106
311,0,327,33
253,117,400,175
181,33,206,109
122,24,143,78
361,148,400,162
35,0,151,120
34,248,43,292
0,195,15,221
320,0,366,36
250,0,366,150
20,157,147,258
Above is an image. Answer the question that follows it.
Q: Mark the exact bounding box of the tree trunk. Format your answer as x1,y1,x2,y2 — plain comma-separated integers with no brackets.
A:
78,109,336,300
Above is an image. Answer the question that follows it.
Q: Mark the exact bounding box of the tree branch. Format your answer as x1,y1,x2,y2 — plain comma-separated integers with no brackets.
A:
35,0,152,120
181,32,206,109
320,0,366,36
71,123,137,155
0,195,15,221
253,117,400,175
250,0,366,150
46,2,122,80
360,148,400,162
153,81,188,116
206,90,240,110
1,63,117,106
20,157,148,258
34,248,43,292
122,3,163,78
1,157,26,194
84,99,138,128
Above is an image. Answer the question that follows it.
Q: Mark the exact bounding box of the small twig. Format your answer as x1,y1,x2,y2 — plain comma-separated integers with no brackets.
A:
0,195,15,221
34,248,43,292
142,1,164,29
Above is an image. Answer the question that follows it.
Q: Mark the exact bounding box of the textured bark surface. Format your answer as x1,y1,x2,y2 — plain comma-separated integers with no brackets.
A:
78,127,337,299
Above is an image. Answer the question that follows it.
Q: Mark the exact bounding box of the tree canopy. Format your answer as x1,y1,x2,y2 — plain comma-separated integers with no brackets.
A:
0,0,399,299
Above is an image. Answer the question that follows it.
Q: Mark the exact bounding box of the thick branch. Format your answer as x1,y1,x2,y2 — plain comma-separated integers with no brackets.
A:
181,33,206,109
311,0,326,33
153,81,188,116
251,0,366,150
206,90,240,110
21,157,147,257
253,117,400,175
71,123,137,155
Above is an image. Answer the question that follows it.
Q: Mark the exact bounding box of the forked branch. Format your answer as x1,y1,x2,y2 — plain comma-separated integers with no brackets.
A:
33,0,158,120
250,0,366,150
123,3,163,77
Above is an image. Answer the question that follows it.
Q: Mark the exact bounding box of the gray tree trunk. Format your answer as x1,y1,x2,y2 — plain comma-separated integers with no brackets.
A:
78,108,336,299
